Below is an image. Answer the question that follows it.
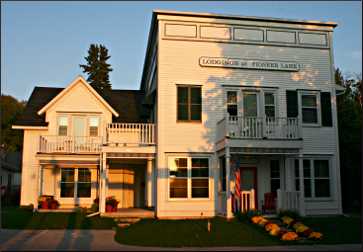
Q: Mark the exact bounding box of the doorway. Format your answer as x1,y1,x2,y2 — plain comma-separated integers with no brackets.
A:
240,167,258,208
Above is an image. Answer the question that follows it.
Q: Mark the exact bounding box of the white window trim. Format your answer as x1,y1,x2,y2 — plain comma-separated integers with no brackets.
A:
167,155,211,201
60,168,92,199
57,115,69,136
262,90,278,119
56,113,102,137
298,90,321,127
296,157,332,200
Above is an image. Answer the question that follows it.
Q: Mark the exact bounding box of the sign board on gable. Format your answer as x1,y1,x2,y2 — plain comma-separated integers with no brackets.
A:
199,57,301,71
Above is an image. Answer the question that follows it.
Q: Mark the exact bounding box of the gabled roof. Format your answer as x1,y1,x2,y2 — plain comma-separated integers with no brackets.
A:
37,76,119,117
13,86,149,127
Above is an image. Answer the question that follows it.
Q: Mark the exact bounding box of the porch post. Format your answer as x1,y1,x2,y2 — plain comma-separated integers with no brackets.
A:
298,155,306,216
146,158,153,208
99,153,107,213
226,147,233,219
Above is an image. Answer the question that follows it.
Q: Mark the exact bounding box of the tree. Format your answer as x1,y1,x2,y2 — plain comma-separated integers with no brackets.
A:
336,68,362,212
79,44,113,92
0,95,26,152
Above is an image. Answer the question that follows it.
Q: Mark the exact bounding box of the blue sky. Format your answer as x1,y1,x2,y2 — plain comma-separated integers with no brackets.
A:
1,1,362,101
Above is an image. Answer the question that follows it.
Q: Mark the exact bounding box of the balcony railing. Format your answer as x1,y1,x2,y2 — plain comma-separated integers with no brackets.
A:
217,116,301,141
106,123,155,146
39,136,102,153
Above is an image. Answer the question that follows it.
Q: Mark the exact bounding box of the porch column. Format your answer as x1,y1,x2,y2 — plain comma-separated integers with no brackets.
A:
226,147,233,219
146,158,153,208
298,155,306,216
99,153,107,213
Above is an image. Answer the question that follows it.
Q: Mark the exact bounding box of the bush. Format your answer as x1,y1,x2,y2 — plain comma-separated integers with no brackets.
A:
90,203,99,212
19,204,34,211
277,210,301,220
246,209,262,218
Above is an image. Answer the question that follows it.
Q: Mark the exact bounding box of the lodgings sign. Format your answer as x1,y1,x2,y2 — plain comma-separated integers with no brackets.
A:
199,57,301,71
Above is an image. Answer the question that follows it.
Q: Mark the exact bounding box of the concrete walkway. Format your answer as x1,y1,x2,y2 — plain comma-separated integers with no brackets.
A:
0,229,361,251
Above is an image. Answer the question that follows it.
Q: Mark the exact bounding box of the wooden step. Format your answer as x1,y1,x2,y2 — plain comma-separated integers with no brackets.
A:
115,217,141,224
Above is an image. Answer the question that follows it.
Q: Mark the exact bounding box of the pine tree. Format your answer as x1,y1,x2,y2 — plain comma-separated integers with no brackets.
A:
80,44,113,92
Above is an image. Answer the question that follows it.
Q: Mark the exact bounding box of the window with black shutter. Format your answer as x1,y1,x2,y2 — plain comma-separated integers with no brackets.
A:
286,90,298,118
321,92,332,127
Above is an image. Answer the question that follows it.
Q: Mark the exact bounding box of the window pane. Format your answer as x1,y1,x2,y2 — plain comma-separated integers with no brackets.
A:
265,93,274,105
90,127,98,136
177,104,188,120
61,183,74,198
302,95,317,107
314,179,330,197
271,179,280,193
265,106,275,117
59,116,68,126
270,160,280,178
303,160,311,177
89,117,99,127
77,183,91,197
170,178,187,198
314,160,329,177
227,91,237,104
78,168,91,182
220,157,226,192
243,93,257,117
191,104,201,120
61,169,74,182
295,179,300,191
191,87,201,104
304,179,312,197
227,104,237,116
169,158,188,177
192,158,209,177
294,159,300,177
59,126,68,136
192,179,208,198
302,108,318,123
177,87,188,103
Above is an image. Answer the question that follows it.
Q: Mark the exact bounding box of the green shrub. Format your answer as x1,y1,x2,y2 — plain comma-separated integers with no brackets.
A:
277,209,301,220
90,203,99,212
246,209,262,218
19,204,34,211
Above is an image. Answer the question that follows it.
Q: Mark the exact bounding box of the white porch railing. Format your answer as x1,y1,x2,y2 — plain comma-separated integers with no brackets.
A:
106,123,155,145
39,136,102,153
223,116,301,140
276,189,305,216
240,189,256,212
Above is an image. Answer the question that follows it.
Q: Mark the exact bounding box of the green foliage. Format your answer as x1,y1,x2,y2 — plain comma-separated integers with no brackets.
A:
336,68,362,212
80,44,113,93
0,94,26,152
19,204,34,211
90,203,99,212
277,209,301,220
235,209,262,222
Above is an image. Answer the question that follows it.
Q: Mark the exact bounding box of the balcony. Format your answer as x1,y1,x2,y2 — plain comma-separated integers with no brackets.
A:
216,116,303,151
106,123,155,146
39,136,102,154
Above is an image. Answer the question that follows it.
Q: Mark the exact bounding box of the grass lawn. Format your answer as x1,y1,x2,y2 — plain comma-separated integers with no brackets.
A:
115,215,362,247
1,207,116,229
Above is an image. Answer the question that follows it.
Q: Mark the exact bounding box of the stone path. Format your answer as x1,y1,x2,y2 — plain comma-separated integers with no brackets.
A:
0,229,361,251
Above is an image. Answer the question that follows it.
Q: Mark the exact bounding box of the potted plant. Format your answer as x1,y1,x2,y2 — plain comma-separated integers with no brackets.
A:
38,195,53,209
49,199,60,209
105,196,119,212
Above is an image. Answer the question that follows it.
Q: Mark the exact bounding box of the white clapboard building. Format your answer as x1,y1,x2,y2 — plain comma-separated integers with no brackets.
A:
13,10,342,218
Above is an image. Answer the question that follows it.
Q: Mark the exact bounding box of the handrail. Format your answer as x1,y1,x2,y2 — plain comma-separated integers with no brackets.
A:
106,123,155,145
39,135,102,153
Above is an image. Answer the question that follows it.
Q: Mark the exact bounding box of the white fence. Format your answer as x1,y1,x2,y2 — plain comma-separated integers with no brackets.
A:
240,189,256,212
107,123,155,145
276,189,305,216
225,116,301,139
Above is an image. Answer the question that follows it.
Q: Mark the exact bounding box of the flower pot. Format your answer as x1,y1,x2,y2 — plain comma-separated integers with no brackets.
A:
50,202,58,209
112,206,117,212
41,201,48,209
106,204,113,212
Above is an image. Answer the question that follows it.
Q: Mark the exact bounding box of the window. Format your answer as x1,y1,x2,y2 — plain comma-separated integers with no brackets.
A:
294,159,300,191
294,159,331,198
58,116,68,136
61,168,75,197
89,117,99,137
177,86,202,121
191,158,209,198
169,157,210,199
243,92,258,117
227,91,237,116
264,93,276,118
219,157,226,192
270,160,280,193
169,158,188,198
314,160,330,197
77,168,91,197
301,94,318,124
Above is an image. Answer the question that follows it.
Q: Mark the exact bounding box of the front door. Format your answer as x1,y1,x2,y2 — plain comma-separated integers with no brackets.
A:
108,168,135,208
240,167,258,208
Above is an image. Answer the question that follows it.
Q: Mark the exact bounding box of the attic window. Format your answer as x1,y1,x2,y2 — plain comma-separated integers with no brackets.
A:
58,116,68,136
89,117,99,137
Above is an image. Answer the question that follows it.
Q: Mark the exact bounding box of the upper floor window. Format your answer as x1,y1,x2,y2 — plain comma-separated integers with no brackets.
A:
89,117,99,137
243,92,258,117
58,116,68,136
264,93,276,118
301,93,318,124
227,91,237,116
177,86,202,122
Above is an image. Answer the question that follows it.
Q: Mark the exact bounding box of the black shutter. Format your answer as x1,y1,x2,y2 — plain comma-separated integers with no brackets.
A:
321,92,333,127
286,90,298,117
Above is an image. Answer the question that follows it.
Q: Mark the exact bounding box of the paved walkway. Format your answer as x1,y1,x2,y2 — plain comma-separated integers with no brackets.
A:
0,229,361,251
